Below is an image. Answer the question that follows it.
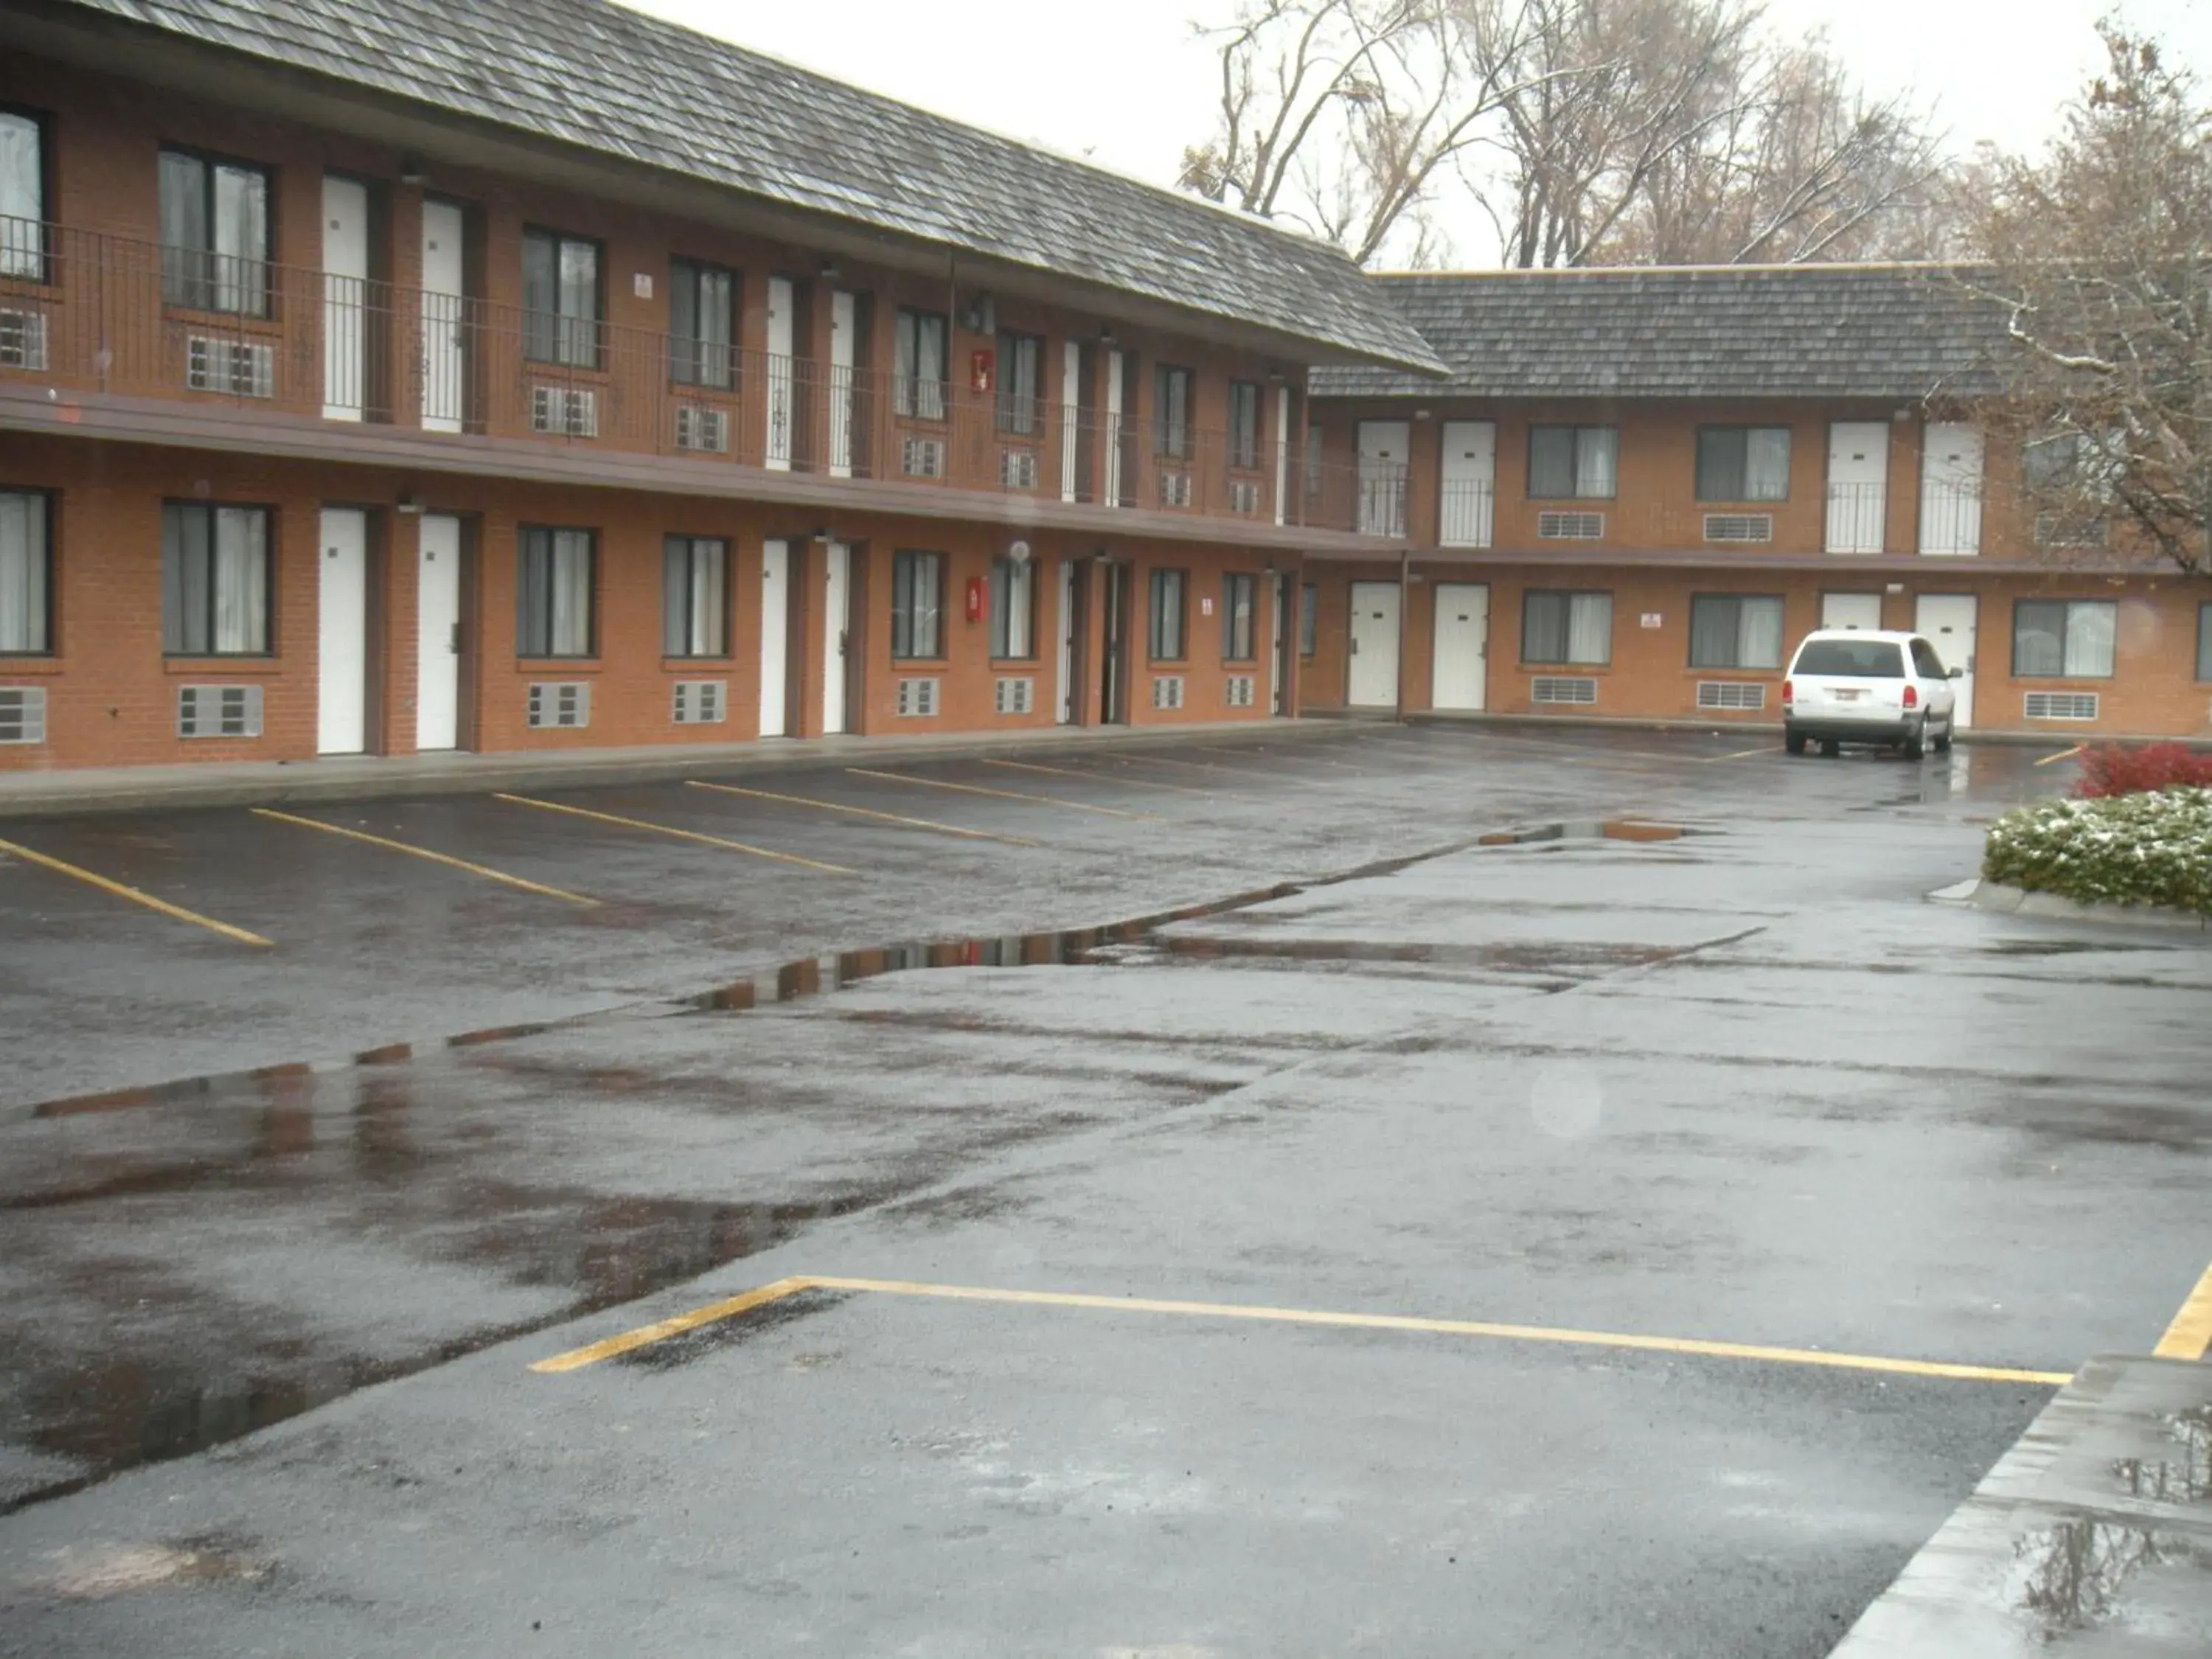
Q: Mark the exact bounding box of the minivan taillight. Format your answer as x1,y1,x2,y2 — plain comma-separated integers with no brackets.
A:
1902,684,1919,709
1781,678,1794,705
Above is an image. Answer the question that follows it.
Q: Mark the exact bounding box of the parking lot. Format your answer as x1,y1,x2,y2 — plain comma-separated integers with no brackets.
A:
3,723,2208,1657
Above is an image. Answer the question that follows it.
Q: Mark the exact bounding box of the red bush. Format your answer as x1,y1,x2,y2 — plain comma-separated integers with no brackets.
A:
2072,742,2212,799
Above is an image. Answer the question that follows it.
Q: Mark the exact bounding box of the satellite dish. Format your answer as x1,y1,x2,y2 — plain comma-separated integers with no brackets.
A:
1008,539,1032,564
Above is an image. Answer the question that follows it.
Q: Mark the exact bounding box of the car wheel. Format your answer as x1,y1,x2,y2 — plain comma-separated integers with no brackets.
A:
1785,729,1807,756
1933,718,1953,754
1820,739,1842,759
1902,720,1926,761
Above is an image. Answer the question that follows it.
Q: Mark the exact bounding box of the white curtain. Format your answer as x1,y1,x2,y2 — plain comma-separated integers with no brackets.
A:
550,529,591,655
689,540,725,655
0,114,40,279
212,507,266,653
2065,602,2116,677
213,163,268,316
1566,593,1611,664
0,492,44,653
1739,597,1785,668
1575,428,1617,498
1745,428,1791,501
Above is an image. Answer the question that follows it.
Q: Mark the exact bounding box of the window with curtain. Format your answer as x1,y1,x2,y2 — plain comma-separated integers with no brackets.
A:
2199,605,2212,683
1149,568,1186,660
995,332,1041,435
988,555,1034,658
668,259,736,389
1528,427,1617,498
1688,594,1786,669
1154,365,1192,459
1521,590,1611,665
522,229,600,368
1304,427,1322,500
158,149,269,316
2012,599,2117,678
161,503,269,654
0,111,44,281
892,550,944,658
1300,584,1318,656
0,490,49,654
516,526,594,657
894,309,947,420
1222,573,1256,661
1228,382,1262,470
661,536,728,657
1695,427,1792,501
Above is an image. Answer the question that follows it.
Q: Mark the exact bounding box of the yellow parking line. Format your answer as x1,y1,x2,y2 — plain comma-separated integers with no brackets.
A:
2034,744,2087,768
846,768,1152,819
493,793,855,874
684,780,1038,847
984,757,1227,799
0,834,272,947
251,808,597,905
531,1273,2075,1385
2154,1262,2212,1360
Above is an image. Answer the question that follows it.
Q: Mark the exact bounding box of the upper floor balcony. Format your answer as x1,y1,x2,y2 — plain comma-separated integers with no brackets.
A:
0,219,1401,548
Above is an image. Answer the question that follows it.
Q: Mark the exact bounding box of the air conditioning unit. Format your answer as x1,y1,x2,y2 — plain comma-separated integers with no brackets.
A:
901,437,946,478
998,449,1040,490
895,676,941,717
1228,479,1262,515
530,386,598,437
1151,675,1186,711
1159,470,1193,508
176,684,262,737
1696,681,1767,712
674,404,728,453
0,686,46,745
1225,675,1255,709
1703,513,1773,544
526,681,591,728
993,676,1034,714
0,308,49,371
2024,691,2099,721
671,679,728,723
1537,511,1604,540
1530,675,1598,706
185,335,274,398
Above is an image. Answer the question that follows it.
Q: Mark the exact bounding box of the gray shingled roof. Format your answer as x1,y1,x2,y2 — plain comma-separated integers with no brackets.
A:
62,0,1444,372
1310,265,2011,400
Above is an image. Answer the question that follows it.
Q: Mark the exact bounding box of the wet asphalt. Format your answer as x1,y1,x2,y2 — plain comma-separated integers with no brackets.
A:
2,725,2208,1656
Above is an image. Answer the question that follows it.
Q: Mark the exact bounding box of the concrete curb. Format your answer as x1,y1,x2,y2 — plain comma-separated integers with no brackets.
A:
1829,1354,2212,1655
1938,877,2212,931
1397,709,2212,751
0,718,1346,821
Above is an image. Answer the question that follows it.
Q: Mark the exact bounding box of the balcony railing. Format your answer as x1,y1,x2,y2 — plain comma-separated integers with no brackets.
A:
0,217,1399,538
1824,481,1886,554
1919,481,1983,555
1439,480,1495,548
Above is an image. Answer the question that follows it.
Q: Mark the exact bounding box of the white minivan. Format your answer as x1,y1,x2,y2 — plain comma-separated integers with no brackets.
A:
1781,629,1961,759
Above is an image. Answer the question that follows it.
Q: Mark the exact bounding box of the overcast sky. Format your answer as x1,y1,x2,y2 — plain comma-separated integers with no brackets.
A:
633,0,2212,262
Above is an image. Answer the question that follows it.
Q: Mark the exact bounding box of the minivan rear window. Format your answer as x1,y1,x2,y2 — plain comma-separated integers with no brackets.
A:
1792,639,1907,678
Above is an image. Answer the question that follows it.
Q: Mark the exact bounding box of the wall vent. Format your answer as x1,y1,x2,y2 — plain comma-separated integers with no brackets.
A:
1530,675,1599,706
1151,675,1186,711
1225,674,1256,709
1158,470,1193,508
998,449,1040,490
0,686,46,745
671,680,727,724
526,681,591,728
1695,681,1767,712
1228,479,1262,515
186,335,274,398
895,676,941,717
901,437,946,478
993,676,1034,715
1537,511,1604,541
529,385,598,437
2024,691,2099,722
673,405,728,453
1703,513,1773,544
0,309,49,371
176,684,262,738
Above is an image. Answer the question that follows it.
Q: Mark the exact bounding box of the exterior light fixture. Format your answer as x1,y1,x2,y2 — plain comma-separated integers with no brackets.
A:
398,155,428,184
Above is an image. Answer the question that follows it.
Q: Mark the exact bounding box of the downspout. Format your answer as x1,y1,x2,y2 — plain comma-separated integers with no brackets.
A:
1396,547,1410,725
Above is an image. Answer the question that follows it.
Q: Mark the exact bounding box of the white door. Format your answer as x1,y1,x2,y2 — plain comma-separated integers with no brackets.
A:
1439,421,1495,548
1920,422,1984,555
1347,580,1401,708
321,175,369,421
1916,594,1978,728
419,200,465,434
1431,581,1489,711
1056,557,1077,723
316,507,369,754
828,291,855,479
1826,422,1888,553
822,540,850,734
1357,422,1410,537
1820,591,1883,632
414,513,462,751
1103,349,1125,505
765,276,795,472
1060,341,1082,504
1272,385,1291,527
759,538,790,737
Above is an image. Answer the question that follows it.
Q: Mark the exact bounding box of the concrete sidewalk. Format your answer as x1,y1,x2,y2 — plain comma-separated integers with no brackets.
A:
0,717,1344,819
1831,1354,2212,1655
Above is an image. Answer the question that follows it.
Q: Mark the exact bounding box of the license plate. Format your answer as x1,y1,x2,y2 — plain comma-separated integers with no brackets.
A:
1833,688,1865,701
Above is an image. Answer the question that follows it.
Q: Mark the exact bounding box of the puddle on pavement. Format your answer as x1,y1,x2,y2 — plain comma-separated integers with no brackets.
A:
613,1287,852,1371
1151,936,1684,974
7,1534,271,1603
2008,1514,2212,1632
2112,1405,2212,1504
1478,819,1698,846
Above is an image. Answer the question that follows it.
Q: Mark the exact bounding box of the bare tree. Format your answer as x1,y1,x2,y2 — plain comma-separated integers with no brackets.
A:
1961,27,2212,577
